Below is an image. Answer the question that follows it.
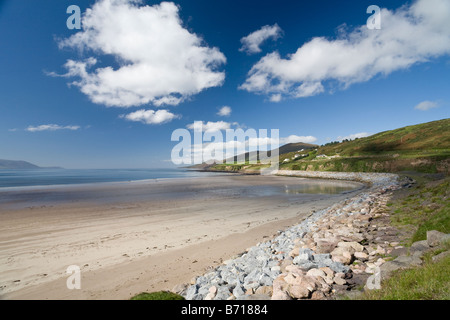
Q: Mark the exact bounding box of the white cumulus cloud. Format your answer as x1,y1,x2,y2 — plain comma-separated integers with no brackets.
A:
122,109,179,125
187,121,233,132
55,0,226,107
294,82,324,98
240,0,450,99
240,24,283,54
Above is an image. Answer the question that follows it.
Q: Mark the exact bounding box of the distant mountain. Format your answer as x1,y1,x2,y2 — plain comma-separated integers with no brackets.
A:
0,159,62,170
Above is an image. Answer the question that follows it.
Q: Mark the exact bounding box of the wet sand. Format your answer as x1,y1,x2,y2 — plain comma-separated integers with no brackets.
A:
0,174,364,300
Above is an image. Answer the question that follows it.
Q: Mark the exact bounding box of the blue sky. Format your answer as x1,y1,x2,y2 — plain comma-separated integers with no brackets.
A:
0,0,449,169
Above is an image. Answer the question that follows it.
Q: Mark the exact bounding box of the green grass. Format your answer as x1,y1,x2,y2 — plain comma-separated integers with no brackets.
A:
355,174,450,300
389,176,450,244
309,119,450,174
361,250,450,300
319,119,450,157
285,119,449,174
206,119,450,174
414,205,450,243
130,291,185,300
279,154,447,174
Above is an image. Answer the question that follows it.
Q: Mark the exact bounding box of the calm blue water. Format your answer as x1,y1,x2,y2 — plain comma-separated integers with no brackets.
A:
0,168,220,188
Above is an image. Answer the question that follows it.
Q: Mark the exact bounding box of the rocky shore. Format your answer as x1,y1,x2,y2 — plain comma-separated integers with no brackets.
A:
274,170,400,186
175,171,420,300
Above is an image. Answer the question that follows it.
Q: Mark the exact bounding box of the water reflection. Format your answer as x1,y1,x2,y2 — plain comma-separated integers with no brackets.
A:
284,184,356,195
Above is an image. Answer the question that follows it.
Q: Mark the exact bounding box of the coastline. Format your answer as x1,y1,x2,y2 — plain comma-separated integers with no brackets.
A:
0,168,233,191
0,174,364,300
180,171,405,300
275,170,399,186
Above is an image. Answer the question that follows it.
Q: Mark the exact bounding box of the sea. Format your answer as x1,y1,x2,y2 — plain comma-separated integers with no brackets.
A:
0,168,363,211
0,168,221,189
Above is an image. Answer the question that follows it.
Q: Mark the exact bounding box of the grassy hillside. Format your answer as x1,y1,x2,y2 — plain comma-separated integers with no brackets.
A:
280,119,450,174
319,118,449,156
204,118,450,174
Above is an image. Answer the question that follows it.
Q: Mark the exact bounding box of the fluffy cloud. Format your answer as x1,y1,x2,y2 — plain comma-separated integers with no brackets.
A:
26,124,80,132
240,24,283,54
337,132,371,141
217,106,232,117
269,94,282,103
56,0,226,107
187,121,232,132
240,0,450,99
122,109,179,124
294,82,324,98
414,100,439,111
280,135,318,144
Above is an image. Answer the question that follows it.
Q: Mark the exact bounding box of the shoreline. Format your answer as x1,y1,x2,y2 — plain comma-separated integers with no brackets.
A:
0,170,235,193
180,171,404,300
2,214,317,300
0,174,364,300
275,170,399,186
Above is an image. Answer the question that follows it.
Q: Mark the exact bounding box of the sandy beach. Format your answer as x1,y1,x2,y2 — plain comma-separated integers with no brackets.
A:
0,174,364,300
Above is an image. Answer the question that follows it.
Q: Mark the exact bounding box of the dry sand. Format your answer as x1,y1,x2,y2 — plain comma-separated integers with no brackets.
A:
0,174,364,300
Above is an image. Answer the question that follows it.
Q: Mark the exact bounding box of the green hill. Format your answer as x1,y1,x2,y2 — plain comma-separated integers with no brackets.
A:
203,118,450,174
280,119,450,174
319,118,449,156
